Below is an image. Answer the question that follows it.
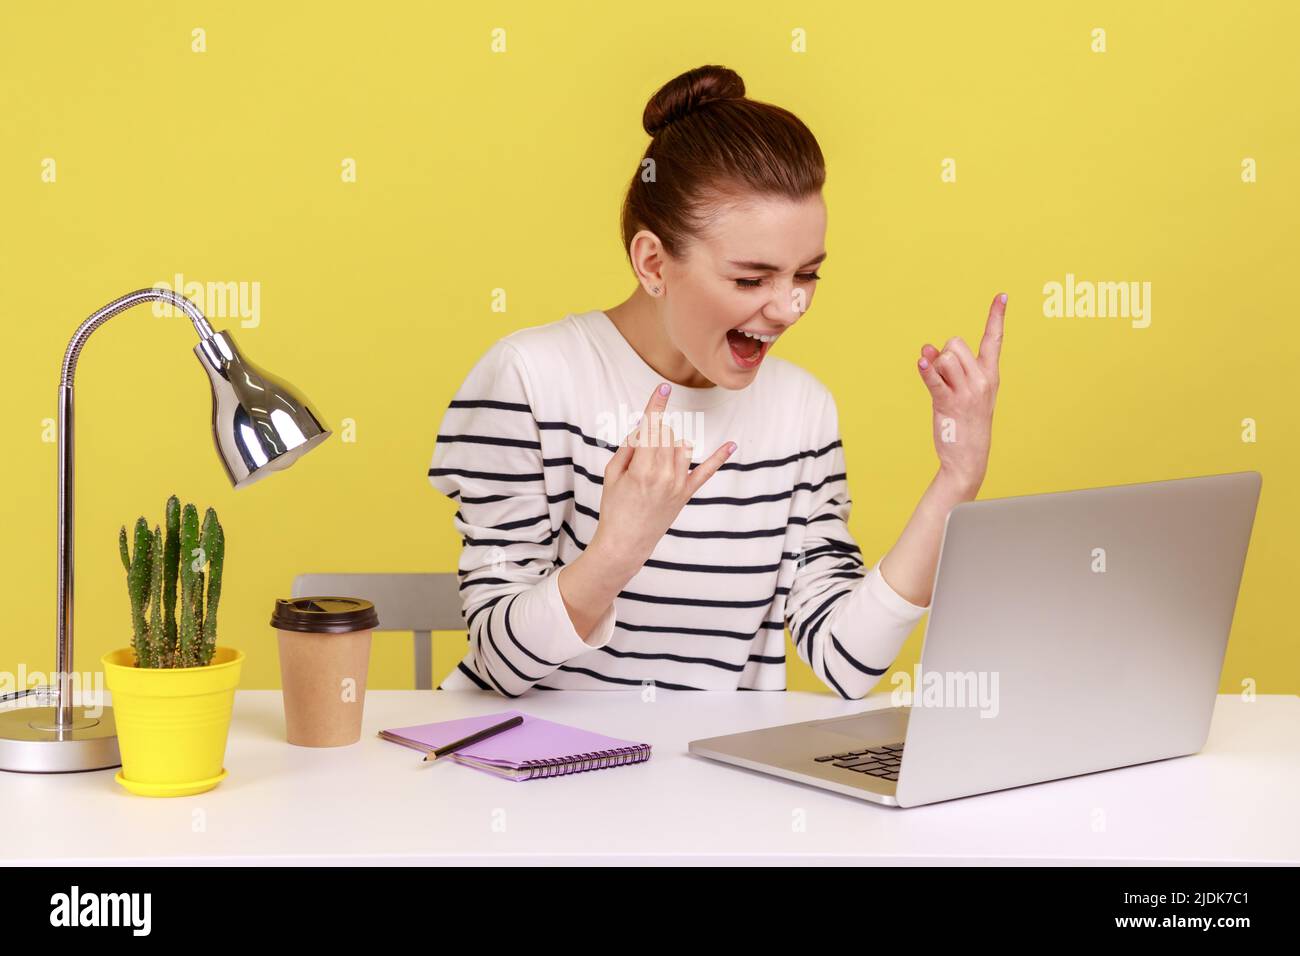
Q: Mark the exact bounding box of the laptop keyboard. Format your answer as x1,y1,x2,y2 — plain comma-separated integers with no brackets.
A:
814,742,904,781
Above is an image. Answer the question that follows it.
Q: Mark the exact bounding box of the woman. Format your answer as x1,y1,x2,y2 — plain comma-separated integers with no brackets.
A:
428,64,1005,698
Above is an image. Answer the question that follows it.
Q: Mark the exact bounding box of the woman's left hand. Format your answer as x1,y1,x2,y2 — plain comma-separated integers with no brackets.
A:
916,293,1007,495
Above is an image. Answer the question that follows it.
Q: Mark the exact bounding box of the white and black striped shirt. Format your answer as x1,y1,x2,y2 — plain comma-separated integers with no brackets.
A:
428,310,928,698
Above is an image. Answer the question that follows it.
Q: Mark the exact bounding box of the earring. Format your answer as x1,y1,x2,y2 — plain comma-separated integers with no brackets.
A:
652,286,660,294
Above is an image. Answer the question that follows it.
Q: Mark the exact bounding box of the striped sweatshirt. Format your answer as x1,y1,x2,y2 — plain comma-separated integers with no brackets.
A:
427,309,929,698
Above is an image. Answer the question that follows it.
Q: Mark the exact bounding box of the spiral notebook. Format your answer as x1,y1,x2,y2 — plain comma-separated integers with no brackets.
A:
378,710,652,781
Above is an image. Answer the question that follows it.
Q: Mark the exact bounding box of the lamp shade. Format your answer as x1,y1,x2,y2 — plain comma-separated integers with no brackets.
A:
195,330,331,489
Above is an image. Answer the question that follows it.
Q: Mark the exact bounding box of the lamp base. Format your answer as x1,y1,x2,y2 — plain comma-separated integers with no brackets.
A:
0,705,120,773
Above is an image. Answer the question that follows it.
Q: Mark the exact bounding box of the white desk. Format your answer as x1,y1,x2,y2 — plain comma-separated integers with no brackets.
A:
2,691,1297,865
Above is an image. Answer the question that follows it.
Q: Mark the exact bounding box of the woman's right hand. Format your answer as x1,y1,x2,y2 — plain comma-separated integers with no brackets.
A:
590,382,736,574
558,382,735,642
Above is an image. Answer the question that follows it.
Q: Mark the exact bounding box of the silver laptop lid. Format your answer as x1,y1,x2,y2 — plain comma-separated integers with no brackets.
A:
894,471,1262,808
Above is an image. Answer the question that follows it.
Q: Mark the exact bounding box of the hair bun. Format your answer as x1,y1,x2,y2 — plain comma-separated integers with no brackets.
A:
642,65,746,136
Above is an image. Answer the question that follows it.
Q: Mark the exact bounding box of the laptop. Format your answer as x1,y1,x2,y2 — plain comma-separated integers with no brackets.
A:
688,471,1262,808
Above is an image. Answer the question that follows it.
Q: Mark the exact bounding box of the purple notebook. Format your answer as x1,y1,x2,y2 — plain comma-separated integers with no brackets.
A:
378,710,652,781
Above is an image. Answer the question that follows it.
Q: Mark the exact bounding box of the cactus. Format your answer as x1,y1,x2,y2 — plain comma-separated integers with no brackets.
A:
163,495,180,657
194,569,206,663
198,508,224,667
178,503,200,668
124,518,153,667
146,525,165,667
118,496,226,668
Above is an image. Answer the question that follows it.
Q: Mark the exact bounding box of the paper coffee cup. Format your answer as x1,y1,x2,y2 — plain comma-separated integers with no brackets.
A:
270,597,380,747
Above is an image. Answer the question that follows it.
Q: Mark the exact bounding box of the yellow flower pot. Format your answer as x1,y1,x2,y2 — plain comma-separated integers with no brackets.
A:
101,646,244,797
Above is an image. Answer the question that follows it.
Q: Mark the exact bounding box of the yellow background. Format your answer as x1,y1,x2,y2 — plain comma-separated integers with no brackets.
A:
1,1,1294,696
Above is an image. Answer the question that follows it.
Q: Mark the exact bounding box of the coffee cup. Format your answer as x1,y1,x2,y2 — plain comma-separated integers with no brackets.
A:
270,596,379,747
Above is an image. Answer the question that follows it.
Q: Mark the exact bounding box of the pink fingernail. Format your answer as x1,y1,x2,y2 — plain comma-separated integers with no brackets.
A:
658,382,671,396
726,441,737,455
919,358,929,369
999,293,1008,304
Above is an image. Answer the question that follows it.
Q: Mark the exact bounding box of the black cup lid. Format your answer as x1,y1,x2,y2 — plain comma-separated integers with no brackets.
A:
271,597,379,634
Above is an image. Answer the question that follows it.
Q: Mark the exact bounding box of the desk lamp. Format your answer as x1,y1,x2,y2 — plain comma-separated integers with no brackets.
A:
0,288,330,772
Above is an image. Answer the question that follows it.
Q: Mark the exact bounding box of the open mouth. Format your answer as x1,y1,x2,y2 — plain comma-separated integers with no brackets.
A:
726,328,776,369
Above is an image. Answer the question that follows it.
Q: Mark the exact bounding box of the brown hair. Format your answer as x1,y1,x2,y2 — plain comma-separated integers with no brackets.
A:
620,64,826,264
